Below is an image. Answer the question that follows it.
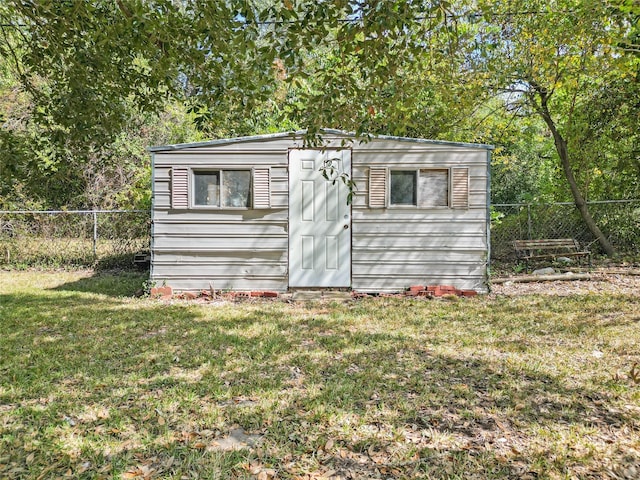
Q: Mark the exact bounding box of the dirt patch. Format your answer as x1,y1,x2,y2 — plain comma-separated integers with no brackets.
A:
491,270,640,297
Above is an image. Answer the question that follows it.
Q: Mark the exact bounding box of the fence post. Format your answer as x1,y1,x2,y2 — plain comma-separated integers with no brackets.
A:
527,204,532,240
93,211,98,260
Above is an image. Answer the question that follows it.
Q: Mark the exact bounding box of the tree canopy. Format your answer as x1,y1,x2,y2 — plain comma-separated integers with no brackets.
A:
1,0,638,253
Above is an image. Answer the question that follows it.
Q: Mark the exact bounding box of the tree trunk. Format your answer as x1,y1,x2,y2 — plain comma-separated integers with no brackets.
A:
530,86,615,256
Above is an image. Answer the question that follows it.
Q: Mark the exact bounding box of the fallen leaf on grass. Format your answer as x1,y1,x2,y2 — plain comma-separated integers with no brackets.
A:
178,431,201,442
630,363,640,384
122,465,157,479
242,462,277,479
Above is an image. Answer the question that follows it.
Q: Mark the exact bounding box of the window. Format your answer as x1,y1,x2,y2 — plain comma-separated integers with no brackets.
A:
390,171,417,205
194,171,219,206
389,169,449,207
193,170,251,208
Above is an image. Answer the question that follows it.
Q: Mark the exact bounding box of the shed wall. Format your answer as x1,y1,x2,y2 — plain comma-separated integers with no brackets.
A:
350,148,488,292
151,135,490,293
151,140,290,292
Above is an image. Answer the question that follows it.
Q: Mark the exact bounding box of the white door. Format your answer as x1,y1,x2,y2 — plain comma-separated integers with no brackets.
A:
289,149,351,287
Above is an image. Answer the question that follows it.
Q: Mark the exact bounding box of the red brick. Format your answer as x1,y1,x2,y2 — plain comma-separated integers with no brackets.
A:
233,291,250,298
417,290,433,298
250,291,264,297
408,285,425,293
405,290,420,297
262,291,279,298
150,286,173,299
440,285,457,293
461,290,478,297
351,292,367,298
182,291,198,300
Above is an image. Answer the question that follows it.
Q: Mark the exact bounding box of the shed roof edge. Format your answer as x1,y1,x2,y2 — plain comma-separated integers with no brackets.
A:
148,129,494,152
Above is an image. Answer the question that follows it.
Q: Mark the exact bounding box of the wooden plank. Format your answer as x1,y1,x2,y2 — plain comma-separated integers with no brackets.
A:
492,274,591,284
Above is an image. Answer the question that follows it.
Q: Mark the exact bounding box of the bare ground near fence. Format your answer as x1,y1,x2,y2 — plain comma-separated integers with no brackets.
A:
491,267,640,296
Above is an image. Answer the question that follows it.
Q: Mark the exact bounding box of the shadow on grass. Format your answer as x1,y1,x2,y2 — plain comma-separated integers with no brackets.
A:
52,270,149,297
0,290,637,479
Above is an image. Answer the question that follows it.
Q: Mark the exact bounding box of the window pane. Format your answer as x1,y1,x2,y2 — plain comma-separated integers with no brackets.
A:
418,169,449,207
222,170,251,207
390,171,417,205
194,171,220,206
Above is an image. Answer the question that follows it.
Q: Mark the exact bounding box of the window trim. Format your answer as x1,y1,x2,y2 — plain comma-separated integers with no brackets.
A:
388,168,451,209
191,168,253,210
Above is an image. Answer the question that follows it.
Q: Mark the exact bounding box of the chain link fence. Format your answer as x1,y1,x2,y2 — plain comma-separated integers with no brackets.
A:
491,200,640,262
1,201,638,270
0,210,150,269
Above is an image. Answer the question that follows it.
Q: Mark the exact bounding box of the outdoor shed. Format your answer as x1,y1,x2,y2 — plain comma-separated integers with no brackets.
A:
149,130,493,294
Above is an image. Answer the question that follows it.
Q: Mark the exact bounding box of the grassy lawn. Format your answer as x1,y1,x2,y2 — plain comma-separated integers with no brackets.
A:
1,271,639,479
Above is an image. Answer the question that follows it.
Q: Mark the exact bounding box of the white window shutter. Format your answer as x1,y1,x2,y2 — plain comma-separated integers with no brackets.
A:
369,167,387,208
451,167,469,209
171,168,189,209
252,167,271,209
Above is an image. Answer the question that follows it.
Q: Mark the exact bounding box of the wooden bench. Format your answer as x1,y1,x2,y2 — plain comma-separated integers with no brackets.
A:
514,238,591,272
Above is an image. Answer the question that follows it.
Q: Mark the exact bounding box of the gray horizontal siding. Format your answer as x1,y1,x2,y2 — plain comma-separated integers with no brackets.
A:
353,151,487,164
152,277,287,292
352,275,485,293
154,236,286,250
152,263,286,278
352,262,486,276
352,236,485,249
352,250,483,262
154,152,288,167
151,244,288,292
153,252,285,263
151,197,288,290
351,206,488,292
153,222,286,236
152,210,288,222
351,208,487,221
